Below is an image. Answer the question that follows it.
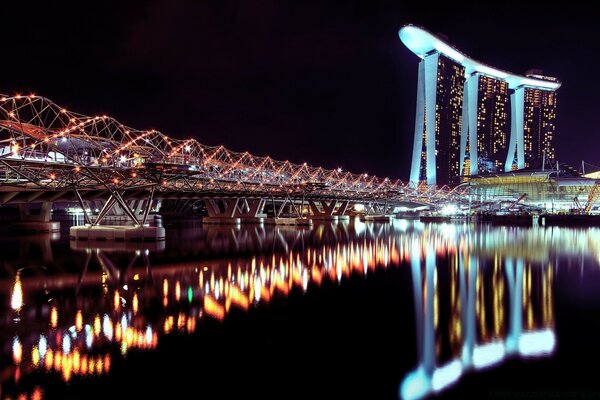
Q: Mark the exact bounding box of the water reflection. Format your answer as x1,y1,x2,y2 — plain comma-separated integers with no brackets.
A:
0,220,599,399
400,247,555,399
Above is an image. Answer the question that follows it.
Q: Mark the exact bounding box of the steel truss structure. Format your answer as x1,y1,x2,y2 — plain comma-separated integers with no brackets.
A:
0,94,459,212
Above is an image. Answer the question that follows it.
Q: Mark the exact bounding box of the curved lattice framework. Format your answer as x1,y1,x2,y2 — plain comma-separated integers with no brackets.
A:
0,94,460,204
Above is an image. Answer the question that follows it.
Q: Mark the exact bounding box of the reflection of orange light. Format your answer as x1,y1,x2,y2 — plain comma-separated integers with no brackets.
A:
96,358,103,374
164,316,174,334
45,349,54,370
32,387,43,400
163,278,169,296
11,274,23,311
94,314,101,336
204,294,225,320
126,327,134,346
187,318,196,333
75,310,83,332
228,285,249,310
133,293,139,314
50,306,58,328
274,277,289,295
81,355,88,375
73,349,81,373
115,322,122,341
54,351,62,371
260,286,271,302
177,313,186,330
12,337,22,365
175,281,181,301
311,267,322,285
32,346,40,366
114,290,120,311
104,354,111,373
63,355,72,382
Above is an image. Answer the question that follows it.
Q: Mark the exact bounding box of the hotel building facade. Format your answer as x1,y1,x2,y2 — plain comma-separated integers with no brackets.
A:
400,25,560,186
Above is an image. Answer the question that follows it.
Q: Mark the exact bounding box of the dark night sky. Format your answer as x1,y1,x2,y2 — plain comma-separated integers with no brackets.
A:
4,1,600,179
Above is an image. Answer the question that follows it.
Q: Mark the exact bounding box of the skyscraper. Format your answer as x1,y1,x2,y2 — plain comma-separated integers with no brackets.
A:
411,53,465,185
523,87,557,168
399,25,561,186
505,85,558,171
476,75,509,173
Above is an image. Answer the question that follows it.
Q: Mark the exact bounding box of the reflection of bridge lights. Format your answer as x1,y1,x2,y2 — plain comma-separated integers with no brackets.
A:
39,336,47,359
11,274,23,311
12,336,22,365
76,310,83,332
63,336,71,355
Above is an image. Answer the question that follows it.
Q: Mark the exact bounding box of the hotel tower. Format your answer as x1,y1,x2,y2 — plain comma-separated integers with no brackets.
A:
399,25,560,186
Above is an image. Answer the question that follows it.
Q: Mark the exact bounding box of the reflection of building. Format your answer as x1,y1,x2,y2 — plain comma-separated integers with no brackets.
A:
400,25,560,186
3,221,600,399
400,247,555,400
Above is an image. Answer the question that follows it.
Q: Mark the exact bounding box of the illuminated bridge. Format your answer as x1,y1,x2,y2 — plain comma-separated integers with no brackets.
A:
0,94,458,232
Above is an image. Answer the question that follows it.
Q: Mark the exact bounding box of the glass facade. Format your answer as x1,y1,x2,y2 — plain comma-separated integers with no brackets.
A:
466,172,595,211
523,88,557,168
477,76,509,173
435,55,465,185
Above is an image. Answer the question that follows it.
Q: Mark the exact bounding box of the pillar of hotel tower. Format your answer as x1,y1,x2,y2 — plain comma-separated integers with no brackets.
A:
409,54,439,186
505,88,525,171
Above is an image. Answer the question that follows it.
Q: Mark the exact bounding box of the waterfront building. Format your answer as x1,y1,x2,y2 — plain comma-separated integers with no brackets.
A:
399,25,560,186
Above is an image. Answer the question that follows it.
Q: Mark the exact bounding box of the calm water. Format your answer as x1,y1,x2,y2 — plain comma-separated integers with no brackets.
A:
1,218,600,399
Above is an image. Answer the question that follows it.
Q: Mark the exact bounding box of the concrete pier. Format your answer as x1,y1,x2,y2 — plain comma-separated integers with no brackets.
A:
70,225,166,241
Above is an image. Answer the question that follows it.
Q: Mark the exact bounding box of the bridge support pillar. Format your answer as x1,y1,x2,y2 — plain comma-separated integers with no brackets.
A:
70,188,164,242
10,201,60,233
308,200,345,221
203,197,267,224
360,201,395,223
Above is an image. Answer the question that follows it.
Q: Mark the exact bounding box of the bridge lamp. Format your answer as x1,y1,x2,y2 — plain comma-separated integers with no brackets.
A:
120,155,127,163
185,145,191,152
337,168,342,172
